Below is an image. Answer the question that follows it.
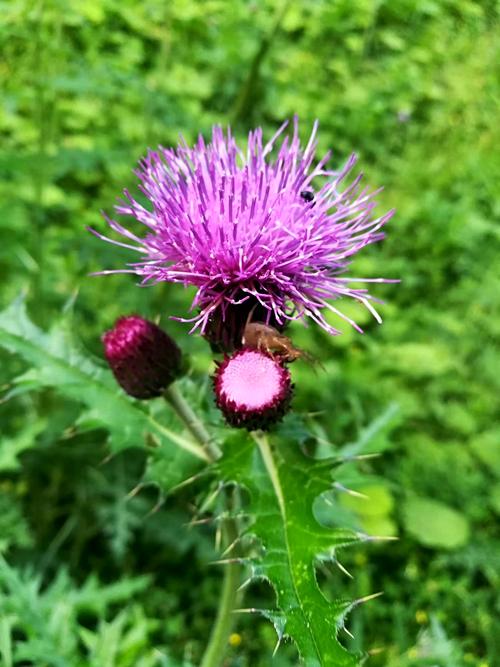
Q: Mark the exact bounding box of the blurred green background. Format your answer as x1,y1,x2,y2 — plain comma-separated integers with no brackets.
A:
1,0,499,665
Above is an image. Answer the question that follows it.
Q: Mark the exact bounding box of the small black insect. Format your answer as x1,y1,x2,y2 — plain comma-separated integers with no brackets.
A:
300,190,315,203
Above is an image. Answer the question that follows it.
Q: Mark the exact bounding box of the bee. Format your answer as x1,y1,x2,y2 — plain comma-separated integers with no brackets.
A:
242,319,318,366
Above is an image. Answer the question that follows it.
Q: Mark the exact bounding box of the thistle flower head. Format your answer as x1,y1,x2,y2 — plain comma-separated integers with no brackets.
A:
92,118,395,349
213,348,292,430
103,315,182,399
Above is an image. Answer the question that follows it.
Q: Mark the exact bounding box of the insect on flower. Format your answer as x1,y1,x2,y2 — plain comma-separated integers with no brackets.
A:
242,320,304,362
299,189,315,203
90,117,396,351
241,305,315,364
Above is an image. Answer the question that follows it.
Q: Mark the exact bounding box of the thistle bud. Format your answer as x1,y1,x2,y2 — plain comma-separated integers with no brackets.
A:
213,348,293,430
103,315,182,399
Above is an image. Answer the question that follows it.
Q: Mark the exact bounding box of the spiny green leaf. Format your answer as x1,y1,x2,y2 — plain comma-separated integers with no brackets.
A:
218,432,364,666
0,556,153,667
0,419,46,472
0,297,203,492
0,495,33,553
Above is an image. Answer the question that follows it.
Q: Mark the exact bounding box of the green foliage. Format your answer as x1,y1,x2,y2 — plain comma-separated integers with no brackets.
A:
340,484,397,538
0,0,498,664
219,432,361,665
385,616,467,667
0,298,369,664
402,497,470,550
0,494,33,554
0,556,164,667
0,297,203,488
0,420,46,472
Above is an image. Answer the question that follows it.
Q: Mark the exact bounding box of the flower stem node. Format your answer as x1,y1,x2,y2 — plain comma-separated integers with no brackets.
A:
213,348,293,430
103,315,182,399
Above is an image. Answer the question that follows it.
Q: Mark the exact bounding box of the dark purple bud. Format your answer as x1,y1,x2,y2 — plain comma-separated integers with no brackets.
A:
103,315,182,399
213,348,293,430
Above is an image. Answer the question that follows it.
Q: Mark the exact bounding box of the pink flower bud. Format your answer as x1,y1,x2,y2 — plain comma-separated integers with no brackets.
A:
103,315,182,399
213,348,293,430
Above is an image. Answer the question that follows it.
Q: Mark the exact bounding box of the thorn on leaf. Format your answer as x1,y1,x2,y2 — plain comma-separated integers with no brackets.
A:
333,482,369,499
335,559,354,580
209,557,248,566
236,577,253,593
357,532,399,543
221,535,242,558
125,483,144,500
353,591,384,607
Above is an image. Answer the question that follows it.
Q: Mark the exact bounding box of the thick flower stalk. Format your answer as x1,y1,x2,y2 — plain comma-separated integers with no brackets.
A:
91,118,394,349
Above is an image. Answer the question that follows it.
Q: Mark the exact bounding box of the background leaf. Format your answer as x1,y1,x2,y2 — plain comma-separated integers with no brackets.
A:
402,497,470,550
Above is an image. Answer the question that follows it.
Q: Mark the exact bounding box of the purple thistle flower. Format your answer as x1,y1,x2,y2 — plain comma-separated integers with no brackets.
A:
91,118,395,349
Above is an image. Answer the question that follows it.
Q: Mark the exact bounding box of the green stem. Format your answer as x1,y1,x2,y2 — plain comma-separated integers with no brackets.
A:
200,489,241,667
163,383,222,462
253,431,284,513
33,1,47,303
231,0,292,126
163,383,242,666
